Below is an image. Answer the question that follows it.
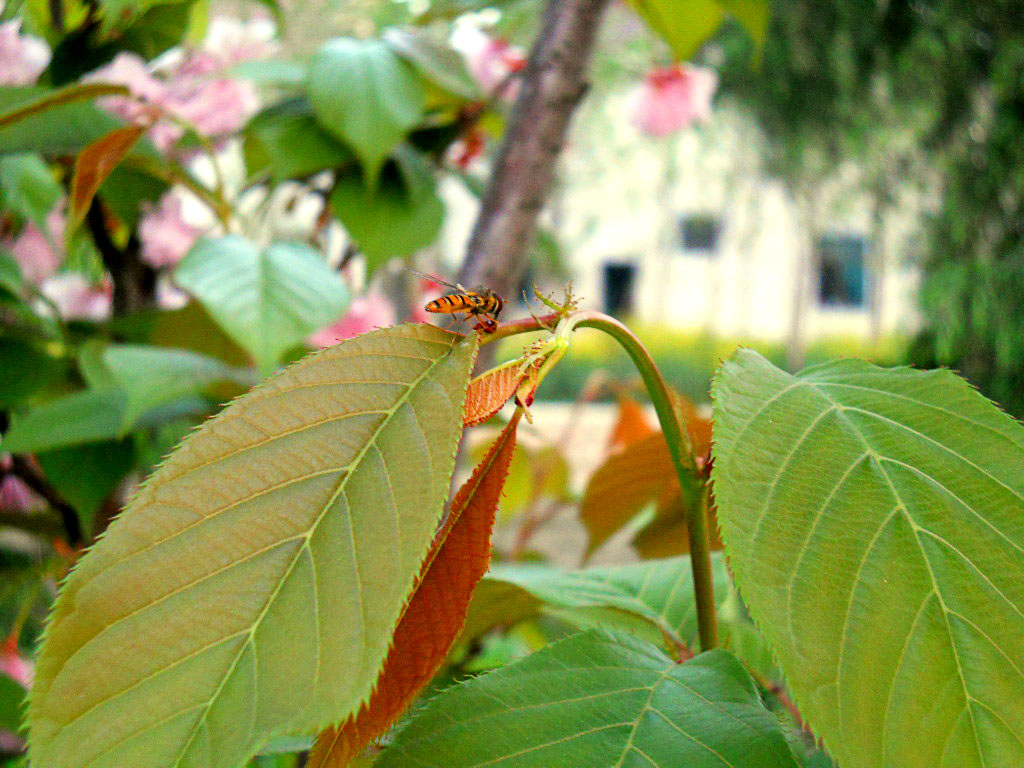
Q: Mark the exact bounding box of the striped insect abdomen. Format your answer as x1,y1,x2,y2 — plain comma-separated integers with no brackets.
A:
425,294,475,314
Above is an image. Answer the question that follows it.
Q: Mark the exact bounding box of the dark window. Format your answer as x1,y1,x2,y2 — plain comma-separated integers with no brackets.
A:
680,215,720,253
603,262,636,316
817,235,867,307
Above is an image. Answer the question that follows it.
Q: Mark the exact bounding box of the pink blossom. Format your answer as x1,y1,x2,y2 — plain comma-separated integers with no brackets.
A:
310,293,395,347
138,191,201,268
166,76,259,138
40,273,112,321
90,53,184,150
0,635,32,688
0,454,43,513
0,20,50,86
9,205,65,284
89,52,259,151
451,24,525,96
631,64,718,137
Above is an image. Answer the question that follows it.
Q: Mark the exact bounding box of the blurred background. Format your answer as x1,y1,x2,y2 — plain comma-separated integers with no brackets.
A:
1,0,1022,763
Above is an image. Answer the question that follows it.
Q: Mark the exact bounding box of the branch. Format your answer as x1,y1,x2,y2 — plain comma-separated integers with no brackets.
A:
7,455,82,545
86,200,157,315
457,0,611,299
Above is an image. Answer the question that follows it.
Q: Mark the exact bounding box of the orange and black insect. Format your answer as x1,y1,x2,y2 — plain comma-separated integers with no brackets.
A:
412,269,504,333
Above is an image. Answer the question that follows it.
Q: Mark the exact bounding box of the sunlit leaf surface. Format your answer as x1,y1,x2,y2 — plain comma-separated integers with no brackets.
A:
378,630,798,767
28,325,478,768
310,411,521,767
713,350,1024,768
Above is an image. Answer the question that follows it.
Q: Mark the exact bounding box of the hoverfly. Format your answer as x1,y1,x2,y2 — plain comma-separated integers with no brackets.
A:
411,269,503,333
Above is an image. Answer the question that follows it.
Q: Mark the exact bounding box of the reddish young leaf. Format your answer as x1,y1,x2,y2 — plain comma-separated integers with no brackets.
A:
580,431,677,556
581,398,714,557
308,411,522,767
632,483,723,559
463,362,525,426
607,393,656,452
69,122,149,229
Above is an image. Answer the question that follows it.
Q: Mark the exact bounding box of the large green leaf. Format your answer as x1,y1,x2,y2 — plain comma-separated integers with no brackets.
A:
712,350,1024,768
379,630,798,767
329,147,443,272
308,37,425,184
175,236,350,375
27,324,479,768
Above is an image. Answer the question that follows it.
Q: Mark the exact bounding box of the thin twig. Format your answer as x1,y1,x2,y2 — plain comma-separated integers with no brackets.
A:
7,455,82,545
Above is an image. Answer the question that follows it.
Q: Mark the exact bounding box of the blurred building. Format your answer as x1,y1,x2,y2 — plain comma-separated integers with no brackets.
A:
440,101,926,346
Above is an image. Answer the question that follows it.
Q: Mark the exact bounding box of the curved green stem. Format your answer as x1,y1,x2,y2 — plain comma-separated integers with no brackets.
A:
483,310,719,650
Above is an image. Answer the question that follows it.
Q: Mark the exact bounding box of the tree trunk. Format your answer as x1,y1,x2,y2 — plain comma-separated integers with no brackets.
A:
457,0,611,300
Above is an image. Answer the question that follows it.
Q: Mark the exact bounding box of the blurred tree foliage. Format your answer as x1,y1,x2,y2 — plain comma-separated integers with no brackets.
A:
716,0,1024,415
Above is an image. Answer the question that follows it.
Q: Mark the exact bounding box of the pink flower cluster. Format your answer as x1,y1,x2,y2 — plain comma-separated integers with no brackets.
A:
631,64,718,137
451,24,525,95
138,190,201,268
3,187,198,319
0,20,49,86
89,16,275,152
2,200,111,320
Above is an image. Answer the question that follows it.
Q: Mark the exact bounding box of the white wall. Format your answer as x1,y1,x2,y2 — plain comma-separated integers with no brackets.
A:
437,96,925,345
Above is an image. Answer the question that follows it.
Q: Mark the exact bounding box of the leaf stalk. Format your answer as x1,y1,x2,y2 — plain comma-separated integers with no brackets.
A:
481,310,719,650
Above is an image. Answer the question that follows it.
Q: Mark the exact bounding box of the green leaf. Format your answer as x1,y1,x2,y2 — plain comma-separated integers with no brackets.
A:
0,85,131,155
1,390,128,453
626,0,726,61
0,250,26,298
308,37,425,184
712,350,1024,768
384,28,481,101
231,60,308,87
467,554,731,649
0,672,27,733
147,300,253,368
0,335,69,408
175,236,350,375
118,0,198,59
102,344,253,426
98,164,168,229
721,0,770,59
36,440,134,538
379,630,798,767
27,324,479,768
243,98,353,182
0,153,62,231
329,147,443,272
